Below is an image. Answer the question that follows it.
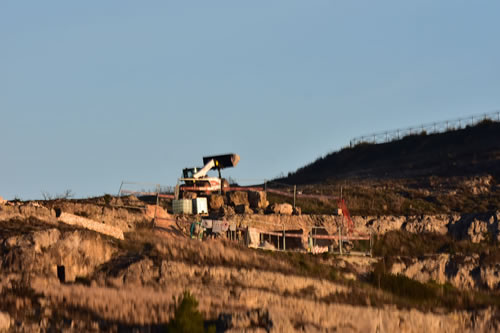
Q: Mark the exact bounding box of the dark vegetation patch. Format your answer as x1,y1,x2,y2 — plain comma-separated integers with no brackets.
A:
266,175,500,215
167,291,216,333
271,120,500,215
283,120,500,184
364,260,500,311
0,217,53,238
0,279,45,327
373,230,500,262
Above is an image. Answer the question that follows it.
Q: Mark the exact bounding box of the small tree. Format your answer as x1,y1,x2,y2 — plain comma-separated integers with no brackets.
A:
167,291,215,333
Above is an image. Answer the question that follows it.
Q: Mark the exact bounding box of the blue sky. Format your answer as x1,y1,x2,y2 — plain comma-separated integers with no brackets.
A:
2,1,500,200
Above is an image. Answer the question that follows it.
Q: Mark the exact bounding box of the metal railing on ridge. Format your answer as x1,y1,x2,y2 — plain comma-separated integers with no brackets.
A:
349,111,500,147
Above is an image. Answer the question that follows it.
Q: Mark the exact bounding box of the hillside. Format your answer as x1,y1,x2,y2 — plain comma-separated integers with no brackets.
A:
271,120,500,215
285,120,500,183
2,198,500,331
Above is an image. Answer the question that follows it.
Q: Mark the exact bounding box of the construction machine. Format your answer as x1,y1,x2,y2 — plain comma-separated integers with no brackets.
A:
177,153,240,198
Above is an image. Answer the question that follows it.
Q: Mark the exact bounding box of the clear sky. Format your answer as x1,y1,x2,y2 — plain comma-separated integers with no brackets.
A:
2,1,500,200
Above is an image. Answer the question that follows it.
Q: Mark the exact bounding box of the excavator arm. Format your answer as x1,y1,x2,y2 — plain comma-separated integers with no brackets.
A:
193,159,216,179
192,153,240,179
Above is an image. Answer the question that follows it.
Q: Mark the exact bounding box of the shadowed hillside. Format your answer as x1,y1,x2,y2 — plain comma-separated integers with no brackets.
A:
271,120,500,215
283,120,500,184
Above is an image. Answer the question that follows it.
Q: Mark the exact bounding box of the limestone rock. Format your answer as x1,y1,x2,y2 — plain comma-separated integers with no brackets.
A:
390,254,449,285
480,264,500,290
467,218,490,243
208,194,225,211
219,205,235,217
58,212,124,240
266,203,293,215
32,229,61,253
235,204,253,215
392,254,484,290
145,205,171,220
364,216,405,234
448,212,499,243
248,191,268,209
404,215,449,234
0,311,11,331
449,254,481,290
122,258,159,286
227,191,249,207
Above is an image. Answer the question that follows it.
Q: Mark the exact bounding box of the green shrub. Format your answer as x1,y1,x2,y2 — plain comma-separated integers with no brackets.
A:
167,291,215,333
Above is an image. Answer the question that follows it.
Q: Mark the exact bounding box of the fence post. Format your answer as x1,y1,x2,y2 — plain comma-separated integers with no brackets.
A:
283,225,286,251
293,185,297,209
370,230,373,257
154,184,160,227
339,226,343,255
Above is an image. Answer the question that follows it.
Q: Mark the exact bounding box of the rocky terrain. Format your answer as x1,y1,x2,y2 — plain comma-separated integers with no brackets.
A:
1,195,500,332
273,120,500,216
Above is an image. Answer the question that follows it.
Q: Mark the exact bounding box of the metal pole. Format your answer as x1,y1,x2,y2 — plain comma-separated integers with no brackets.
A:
283,226,286,251
154,184,160,227
293,185,297,209
339,226,343,256
117,181,124,197
370,230,373,257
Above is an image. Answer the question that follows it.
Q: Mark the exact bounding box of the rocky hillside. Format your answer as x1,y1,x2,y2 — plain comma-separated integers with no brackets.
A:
1,197,500,331
285,120,500,183
271,120,500,216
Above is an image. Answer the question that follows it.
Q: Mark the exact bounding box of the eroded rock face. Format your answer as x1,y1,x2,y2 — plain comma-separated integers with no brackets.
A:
448,212,500,243
389,254,500,291
0,311,11,331
266,203,293,215
403,215,451,234
227,192,249,207
464,175,494,195
235,205,253,215
391,254,450,285
1,227,116,283
363,216,405,234
208,194,225,211
480,264,500,290
248,191,269,209
218,205,235,217
119,258,159,286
